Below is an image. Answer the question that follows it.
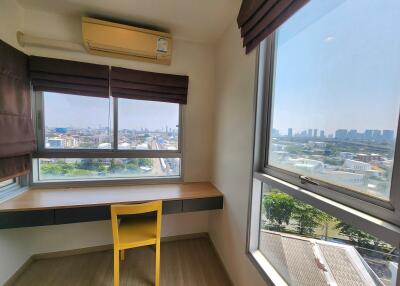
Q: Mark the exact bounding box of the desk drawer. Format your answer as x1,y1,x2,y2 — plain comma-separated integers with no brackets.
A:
0,210,54,229
54,201,183,224
163,200,182,214
54,206,110,224
182,197,223,212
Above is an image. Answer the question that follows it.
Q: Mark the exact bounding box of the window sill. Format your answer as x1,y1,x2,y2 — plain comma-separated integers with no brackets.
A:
247,250,288,286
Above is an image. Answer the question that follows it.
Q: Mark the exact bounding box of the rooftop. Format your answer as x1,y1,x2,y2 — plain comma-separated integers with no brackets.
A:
259,230,385,286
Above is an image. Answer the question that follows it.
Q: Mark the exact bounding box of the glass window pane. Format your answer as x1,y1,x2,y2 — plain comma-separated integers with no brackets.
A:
35,158,180,181
43,92,112,149
0,179,14,188
118,99,179,150
260,183,398,286
268,1,400,200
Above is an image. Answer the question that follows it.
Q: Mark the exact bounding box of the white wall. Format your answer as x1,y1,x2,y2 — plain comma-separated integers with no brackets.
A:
209,22,266,286
0,0,23,49
0,2,214,284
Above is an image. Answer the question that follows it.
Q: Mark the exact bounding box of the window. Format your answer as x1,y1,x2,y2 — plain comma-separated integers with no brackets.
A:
0,178,21,203
118,99,179,151
43,92,112,149
258,182,398,286
0,179,15,189
248,1,400,285
35,158,180,181
267,0,400,202
33,91,182,183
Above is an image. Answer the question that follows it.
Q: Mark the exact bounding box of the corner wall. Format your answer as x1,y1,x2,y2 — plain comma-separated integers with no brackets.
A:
209,21,266,286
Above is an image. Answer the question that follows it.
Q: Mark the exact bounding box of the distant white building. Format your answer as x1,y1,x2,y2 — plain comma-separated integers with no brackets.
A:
98,142,111,149
270,151,289,162
136,143,149,150
379,159,393,169
366,169,385,178
344,159,371,172
46,138,65,148
339,152,354,159
271,143,286,151
321,170,365,186
308,141,327,148
290,158,324,173
118,142,131,150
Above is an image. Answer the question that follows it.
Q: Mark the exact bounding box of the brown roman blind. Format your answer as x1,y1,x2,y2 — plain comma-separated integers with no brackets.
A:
110,67,189,104
238,0,309,54
29,56,109,98
0,40,35,180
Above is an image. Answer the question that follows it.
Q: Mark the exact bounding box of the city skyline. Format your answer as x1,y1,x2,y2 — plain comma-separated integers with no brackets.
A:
272,127,396,140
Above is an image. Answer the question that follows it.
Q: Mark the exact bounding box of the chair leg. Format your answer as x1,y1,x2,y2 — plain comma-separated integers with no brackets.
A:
155,242,160,286
114,249,120,286
120,250,125,261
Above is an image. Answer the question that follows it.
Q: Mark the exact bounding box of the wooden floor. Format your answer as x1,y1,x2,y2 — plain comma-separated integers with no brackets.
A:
11,238,231,286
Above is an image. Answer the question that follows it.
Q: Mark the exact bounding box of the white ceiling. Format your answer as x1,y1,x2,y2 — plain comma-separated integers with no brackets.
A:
16,0,241,43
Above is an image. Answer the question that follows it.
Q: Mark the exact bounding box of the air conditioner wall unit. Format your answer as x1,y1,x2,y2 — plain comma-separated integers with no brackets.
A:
82,17,172,65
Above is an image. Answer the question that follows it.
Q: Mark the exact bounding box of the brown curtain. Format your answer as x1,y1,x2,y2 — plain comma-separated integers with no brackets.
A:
0,40,35,180
110,67,189,104
238,0,309,54
29,56,109,98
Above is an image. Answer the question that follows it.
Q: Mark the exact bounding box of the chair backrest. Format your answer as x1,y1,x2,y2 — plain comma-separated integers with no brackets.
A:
111,200,163,245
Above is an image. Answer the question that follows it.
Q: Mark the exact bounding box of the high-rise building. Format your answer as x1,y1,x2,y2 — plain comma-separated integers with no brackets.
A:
382,130,394,142
320,130,325,138
272,128,280,137
288,128,293,138
308,129,312,137
313,129,318,137
364,129,373,140
372,130,381,140
348,129,357,140
335,129,347,140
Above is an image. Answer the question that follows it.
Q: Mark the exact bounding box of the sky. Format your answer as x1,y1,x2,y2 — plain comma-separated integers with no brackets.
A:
271,0,400,136
44,92,179,131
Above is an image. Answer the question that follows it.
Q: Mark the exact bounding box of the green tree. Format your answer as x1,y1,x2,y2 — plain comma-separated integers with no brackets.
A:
292,200,326,236
109,159,124,173
66,168,93,176
126,159,139,171
335,222,389,250
96,164,108,175
138,158,152,167
263,191,295,231
285,144,304,155
319,213,336,240
40,162,77,176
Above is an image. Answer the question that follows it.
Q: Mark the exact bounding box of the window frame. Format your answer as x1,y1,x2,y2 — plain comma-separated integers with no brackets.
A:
0,176,28,203
257,32,400,226
246,38,400,285
31,91,184,186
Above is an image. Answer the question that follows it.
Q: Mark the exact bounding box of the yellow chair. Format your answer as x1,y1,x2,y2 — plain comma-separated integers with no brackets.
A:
111,201,162,286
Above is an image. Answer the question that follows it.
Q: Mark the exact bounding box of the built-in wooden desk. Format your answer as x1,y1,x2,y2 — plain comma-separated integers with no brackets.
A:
0,182,223,229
